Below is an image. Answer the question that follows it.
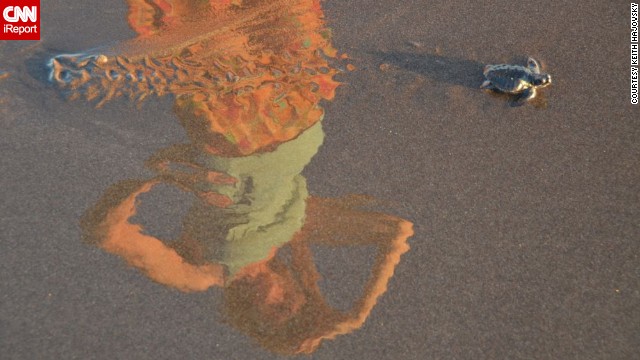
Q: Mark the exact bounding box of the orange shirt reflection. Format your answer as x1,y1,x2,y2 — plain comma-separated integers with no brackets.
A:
123,0,342,156
76,1,410,355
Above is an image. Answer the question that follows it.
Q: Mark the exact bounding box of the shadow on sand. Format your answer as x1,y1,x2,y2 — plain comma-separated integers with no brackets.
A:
373,51,548,107
373,51,485,89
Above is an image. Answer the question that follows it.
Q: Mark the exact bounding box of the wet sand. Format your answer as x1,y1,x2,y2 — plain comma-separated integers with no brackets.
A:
1,0,639,359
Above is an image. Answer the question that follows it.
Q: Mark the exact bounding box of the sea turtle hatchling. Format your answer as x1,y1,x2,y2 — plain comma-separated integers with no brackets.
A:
481,57,552,105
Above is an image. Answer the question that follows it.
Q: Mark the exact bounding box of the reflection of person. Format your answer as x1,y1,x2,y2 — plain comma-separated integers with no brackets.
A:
81,178,412,355
81,120,413,354
76,0,413,355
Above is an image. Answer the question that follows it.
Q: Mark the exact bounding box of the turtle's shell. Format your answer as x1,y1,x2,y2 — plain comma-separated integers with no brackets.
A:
484,64,535,94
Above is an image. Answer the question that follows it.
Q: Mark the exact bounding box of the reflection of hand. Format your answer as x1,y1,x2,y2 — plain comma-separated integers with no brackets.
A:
145,143,239,207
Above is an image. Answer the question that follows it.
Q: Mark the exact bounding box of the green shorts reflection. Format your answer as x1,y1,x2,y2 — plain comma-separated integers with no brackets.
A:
81,122,413,355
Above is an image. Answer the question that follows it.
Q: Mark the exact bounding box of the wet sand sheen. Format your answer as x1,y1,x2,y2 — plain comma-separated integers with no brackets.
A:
0,0,638,359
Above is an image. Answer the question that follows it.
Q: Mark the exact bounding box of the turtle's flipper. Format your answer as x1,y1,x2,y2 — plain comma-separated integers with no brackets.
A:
480,80,494,90
527,57,541,74
512,87,536,106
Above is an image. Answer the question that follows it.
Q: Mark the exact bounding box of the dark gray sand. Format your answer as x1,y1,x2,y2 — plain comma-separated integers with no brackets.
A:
1,0,638,359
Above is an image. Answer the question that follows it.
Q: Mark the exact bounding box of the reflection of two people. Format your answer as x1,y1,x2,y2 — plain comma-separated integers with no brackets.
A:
73,0,413,355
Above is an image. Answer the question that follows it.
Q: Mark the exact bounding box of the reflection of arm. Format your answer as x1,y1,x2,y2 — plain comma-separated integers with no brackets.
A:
80,179,225,292
295,196,413,352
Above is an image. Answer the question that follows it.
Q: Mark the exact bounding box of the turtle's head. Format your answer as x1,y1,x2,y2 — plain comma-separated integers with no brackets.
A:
533,73,552,88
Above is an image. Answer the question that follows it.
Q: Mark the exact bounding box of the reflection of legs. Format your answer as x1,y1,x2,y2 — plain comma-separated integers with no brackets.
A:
294,196,413,352
302,196,412,247
80,178,225,291
222,196,413,354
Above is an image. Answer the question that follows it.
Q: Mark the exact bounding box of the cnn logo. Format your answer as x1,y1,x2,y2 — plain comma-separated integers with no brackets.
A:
1,1,40,40
3,6,37,22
